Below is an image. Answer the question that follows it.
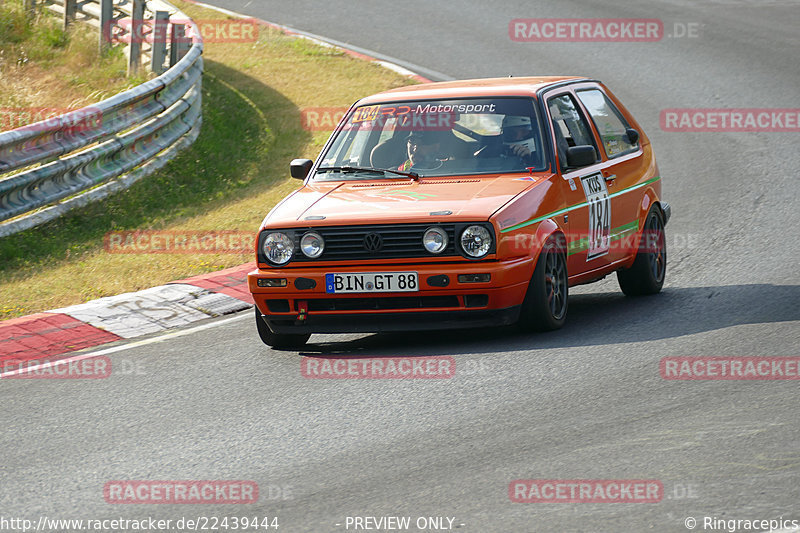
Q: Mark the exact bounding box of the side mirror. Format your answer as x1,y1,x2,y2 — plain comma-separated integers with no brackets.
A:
626,128,639,144
565,145,597,169
290,159,313,180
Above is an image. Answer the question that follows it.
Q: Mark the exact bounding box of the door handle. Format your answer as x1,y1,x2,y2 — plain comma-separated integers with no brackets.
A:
604,174,617,182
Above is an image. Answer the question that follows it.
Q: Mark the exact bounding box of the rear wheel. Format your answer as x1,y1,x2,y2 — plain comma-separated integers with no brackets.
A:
518,236,568,332
617,206,666,296
254,306,310,349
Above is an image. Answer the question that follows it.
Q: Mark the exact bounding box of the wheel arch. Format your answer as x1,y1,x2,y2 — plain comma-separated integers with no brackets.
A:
532,219,568,263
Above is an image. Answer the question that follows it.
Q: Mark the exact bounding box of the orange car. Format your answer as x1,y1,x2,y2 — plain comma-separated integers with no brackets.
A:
248,76,670,348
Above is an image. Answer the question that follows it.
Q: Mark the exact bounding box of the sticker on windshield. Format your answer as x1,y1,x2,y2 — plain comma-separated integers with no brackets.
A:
580,172,610,260
352,105,380,123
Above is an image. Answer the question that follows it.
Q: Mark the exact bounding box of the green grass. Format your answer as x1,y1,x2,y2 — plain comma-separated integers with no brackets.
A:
0,0,416,319
2,3,71,60
0,1,34,45
0,1,143,115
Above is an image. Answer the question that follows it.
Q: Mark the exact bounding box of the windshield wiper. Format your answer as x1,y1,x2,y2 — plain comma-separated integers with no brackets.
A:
316,166,420,180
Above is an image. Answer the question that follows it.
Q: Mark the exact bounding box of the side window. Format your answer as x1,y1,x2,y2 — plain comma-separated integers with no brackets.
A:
547,94,598,169
576,89,638,158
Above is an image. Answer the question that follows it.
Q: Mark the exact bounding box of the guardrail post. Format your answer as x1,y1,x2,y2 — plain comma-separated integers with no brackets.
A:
151,11,169,74
63,0,77,30
127,0,145,76
99,0,113,54
169,23,189,67
25,0,36,19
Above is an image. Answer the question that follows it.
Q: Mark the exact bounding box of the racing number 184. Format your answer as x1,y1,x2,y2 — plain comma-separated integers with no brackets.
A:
581,173,611,260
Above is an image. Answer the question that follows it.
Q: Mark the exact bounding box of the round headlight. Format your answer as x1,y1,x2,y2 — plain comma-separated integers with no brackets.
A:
460,225,492,258
300,232,325,258
262,232,294,265
423,227,448,254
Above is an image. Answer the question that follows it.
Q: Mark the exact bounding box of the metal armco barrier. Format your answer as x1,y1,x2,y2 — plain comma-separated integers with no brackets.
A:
0,0,203,238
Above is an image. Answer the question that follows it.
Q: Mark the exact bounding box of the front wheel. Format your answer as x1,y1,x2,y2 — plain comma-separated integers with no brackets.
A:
255,306,310,349
617,206,666,296
518,237,568,332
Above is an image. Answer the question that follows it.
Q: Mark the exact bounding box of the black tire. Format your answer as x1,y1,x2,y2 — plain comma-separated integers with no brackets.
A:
617,206,666,296
518,236,568,332
254,306,310,349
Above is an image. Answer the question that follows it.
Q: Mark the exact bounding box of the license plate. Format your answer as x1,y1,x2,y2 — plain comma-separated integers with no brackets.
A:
325,272,419,294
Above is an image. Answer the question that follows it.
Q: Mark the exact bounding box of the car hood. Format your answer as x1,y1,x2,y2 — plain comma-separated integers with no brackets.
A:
264,175,545,226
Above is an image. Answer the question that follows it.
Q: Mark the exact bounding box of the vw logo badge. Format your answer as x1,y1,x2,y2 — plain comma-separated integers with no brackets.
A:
363,232,383,253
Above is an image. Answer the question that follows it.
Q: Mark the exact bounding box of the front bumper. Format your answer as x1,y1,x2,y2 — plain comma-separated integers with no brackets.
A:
249,257,534,334
258,306,521,334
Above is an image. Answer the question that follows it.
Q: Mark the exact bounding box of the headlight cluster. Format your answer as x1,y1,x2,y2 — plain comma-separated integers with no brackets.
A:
300,232,324,258
261,231,326,265
262,232,294,265
422,225,493,258
261,224,493,265
460,225,492,258
423,227,448,254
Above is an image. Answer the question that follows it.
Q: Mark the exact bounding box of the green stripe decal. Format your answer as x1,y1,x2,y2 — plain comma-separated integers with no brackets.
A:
567,219,640,256
567,238,589,255
607,175,661,200
609,220,639,238
500,175,660,233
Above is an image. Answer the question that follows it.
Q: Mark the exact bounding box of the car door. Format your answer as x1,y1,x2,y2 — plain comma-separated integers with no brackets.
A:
543,91,613,276
574,85,644,263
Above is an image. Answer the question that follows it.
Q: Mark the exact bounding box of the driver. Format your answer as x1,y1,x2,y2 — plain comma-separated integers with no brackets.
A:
502,115,537,162
399,130,443,171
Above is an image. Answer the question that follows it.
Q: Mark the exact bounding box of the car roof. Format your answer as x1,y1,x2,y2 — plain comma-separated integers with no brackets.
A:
358,76,591,104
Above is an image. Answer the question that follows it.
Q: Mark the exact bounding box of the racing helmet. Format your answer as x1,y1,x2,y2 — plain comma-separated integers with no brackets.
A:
502,115,536,153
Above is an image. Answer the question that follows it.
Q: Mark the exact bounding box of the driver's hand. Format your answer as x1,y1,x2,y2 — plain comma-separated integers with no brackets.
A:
510,144,532,158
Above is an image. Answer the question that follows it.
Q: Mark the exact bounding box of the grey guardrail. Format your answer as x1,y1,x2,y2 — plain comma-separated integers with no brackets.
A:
0,0,203,238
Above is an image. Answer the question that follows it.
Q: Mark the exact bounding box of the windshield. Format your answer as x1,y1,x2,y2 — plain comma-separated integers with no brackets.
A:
316,97,547,180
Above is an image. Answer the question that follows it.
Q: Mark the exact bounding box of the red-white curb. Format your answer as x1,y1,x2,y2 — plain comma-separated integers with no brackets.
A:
0,264,254,366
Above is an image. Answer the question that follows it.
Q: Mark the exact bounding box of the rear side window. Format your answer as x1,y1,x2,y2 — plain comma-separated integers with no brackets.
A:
576,89,638,158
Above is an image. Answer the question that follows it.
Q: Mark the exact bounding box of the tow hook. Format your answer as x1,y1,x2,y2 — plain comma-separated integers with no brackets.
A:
296,300,308,323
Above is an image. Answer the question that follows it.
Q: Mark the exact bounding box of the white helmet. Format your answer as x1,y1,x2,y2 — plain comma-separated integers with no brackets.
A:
502,115,536,153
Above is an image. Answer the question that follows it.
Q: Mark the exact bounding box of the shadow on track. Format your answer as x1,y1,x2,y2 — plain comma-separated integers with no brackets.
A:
296,283,800,357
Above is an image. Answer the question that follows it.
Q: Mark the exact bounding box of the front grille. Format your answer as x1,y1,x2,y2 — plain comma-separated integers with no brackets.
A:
257,222,497,265
295,223,458,261
299,295,460,312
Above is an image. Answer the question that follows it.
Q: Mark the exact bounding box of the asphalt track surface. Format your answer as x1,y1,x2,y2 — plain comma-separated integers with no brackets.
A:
3,1,799,532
